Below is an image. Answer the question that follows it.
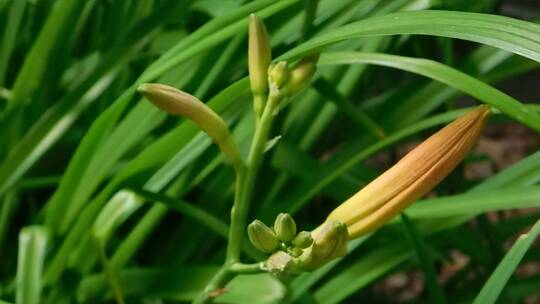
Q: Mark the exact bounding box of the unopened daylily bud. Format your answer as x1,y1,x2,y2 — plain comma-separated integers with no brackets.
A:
268,61,289,90
248,14,271,117
282,54,318,96
274,213,296,242
248,14,271,96
325,106,491,239
138,83,243,170
297,221,348,271
293,231,313,249
248,220,279,254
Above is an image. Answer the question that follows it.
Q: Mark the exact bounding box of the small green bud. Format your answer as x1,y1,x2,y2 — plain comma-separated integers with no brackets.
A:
268,61,289,89
248,220,279,254
293,231,313,249
282,54,319,96
274,213,296,242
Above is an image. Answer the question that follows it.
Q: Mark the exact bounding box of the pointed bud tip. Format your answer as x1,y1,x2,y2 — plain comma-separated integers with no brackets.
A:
137,83,150,94
476,104,491,117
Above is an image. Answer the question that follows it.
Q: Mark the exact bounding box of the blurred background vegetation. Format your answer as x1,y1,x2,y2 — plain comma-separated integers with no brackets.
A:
0,0,539,303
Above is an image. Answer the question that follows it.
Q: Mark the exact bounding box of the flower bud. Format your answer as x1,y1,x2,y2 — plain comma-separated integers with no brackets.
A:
247,220,279,254
296,221,348,271
268,61,289,90
138,83,243,169
267,250,295,277
248,14,271,97
326,106,491,238
281,54,318,96
274,213,296,242
293,231,313,249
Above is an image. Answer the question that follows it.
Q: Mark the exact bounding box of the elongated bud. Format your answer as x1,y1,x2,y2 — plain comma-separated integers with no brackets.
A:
326,106,491,238
249,14,271,117
249,14,271,96
248,220,279,254
274,213,296,242
268,61,289,90
282,54,318,96
297,221,348,271
138,83,243,169
293,231,313,249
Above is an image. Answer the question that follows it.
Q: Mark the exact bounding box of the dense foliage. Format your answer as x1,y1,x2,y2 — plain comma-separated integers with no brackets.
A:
0,0,539,303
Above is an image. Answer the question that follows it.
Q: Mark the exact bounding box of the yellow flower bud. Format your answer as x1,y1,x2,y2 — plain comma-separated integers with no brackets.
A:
325,106,491,239
293,231,313,249
138,83,243,169
281,54,318,96
247,220,279,254
274,213,296,242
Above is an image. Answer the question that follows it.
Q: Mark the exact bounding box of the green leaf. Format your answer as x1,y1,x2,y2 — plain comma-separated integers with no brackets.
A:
92,190,143,246
406,186,540,219
0,0,26,87
473,219,540,304
77,267,284,303
314,242,412,304
401,214,446,304
284,10,540,63
6,0,86,109
319,52,540,131
16,226,48,304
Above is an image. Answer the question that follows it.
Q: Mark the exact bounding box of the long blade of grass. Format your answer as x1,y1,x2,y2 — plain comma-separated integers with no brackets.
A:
0,0,26,87
16,226,48,304
283,10,540,63
406,187,540,219
473,219,540,304
5,0,86,110
319,52,540,131
401,214,447,304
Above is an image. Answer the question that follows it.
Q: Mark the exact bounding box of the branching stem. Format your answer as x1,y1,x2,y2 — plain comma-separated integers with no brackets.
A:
193,94,281,304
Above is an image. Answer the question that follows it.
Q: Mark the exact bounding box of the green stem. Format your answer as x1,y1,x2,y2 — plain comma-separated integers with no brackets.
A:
229,262,265,274
226,94,280,263
193,94,281,304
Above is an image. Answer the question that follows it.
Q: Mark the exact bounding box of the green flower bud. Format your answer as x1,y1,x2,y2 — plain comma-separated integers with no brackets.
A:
274,213,296,242
248,14,271,117
248,220,279,254
296,221,348,271
293,231,313,249
282,54,319,96
268,61,289,89
248,14,271,97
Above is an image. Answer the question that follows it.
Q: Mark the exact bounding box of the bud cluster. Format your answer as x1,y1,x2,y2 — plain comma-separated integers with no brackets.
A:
247,213,312,257
247,214,348,277
248,14,318,117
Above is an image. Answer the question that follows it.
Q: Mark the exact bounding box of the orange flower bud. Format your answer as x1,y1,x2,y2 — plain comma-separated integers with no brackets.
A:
325,106,491,238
